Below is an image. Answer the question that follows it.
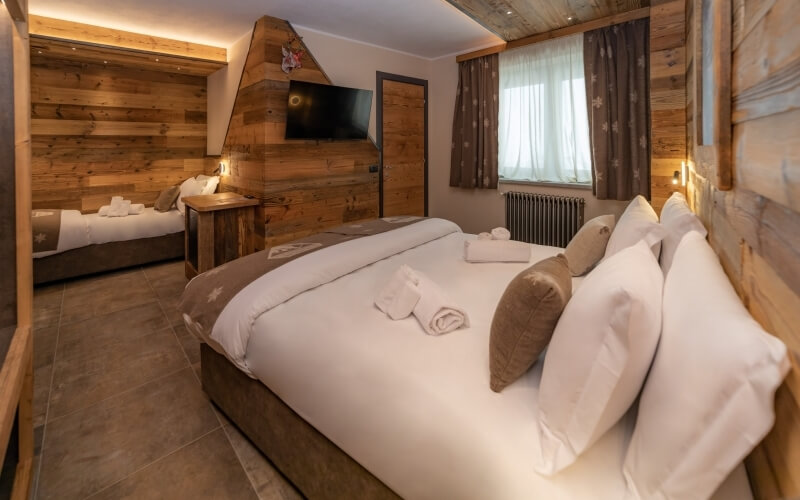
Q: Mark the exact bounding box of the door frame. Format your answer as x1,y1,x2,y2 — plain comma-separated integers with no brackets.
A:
376,71,428,217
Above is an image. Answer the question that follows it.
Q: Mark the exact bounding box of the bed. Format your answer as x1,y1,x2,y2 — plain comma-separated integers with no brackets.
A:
181,217,766,500
32,207,185,284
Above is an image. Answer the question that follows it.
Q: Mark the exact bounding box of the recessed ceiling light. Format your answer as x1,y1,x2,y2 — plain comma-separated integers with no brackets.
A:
103,60,107,64
176,67,181,70
567,16,573,21
37,50,42,54
506,10,512,15
71,47,76,51
155,58,159,62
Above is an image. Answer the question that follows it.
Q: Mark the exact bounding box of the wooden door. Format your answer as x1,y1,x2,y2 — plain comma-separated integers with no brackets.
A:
379,75,426,217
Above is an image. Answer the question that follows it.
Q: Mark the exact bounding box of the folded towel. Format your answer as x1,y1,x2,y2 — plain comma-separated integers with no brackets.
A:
98,205,110,217
375,265,421,320
464,239,531,263
477,232,492,240
412,271,470,335
111,196,123,203
107,199,131,217
129,203,145,215
491,227,511,240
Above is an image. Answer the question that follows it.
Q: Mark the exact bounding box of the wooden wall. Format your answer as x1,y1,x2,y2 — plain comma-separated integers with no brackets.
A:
221,16,379,249
649,0,687,211
685,0,800,497
29,37,219,212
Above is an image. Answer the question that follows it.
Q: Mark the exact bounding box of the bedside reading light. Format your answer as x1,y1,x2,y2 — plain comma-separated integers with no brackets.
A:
215,162,227,176
672,171,680,185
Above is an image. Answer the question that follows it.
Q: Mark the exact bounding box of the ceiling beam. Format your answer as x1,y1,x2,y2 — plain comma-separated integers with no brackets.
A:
456,6,650,63
3,0,28,22
29,15,226,63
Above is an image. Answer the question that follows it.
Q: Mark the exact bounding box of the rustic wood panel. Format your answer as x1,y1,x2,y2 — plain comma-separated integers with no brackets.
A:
685,0,800,496
649,0,687,212
445,0,647,42
29,15,226,63
221,16,379,249
382,79,425,217
30,42,216,213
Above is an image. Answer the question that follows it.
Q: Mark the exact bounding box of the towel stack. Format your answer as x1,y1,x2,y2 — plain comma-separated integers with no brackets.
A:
99,196,145,217
375,265,470,336
464,227,530,263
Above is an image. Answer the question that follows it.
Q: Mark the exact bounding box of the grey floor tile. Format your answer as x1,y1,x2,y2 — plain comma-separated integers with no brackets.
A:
33,363,52,428
33,284,63,329
223,424,302,500
159,295,186,327
61,269,158,326
48,303,185,418
37,368,219,500
87,428,258,500
174,324,201,365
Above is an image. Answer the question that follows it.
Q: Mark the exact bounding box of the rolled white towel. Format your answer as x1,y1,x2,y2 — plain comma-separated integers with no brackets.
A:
491,227,511,240
98,205,110,217
375,265,422,320
477,232,492,240
108,199,131,217
464,239,531,263
412,271,469,335
128,203,145,215
111,196,123,203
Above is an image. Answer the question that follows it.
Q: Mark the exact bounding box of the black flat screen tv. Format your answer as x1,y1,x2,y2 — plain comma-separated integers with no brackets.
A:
285,80,372,140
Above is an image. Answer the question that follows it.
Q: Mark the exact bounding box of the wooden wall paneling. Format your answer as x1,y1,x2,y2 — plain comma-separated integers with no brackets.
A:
445,0,648,42
649,0,687,212
29,15,226,63
30,44,216,213
685,0,800,496
221,16,379,249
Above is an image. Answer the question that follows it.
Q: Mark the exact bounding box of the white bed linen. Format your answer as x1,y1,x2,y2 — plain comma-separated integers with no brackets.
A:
33,210,89,258
86,207,184,245
241,231,752,500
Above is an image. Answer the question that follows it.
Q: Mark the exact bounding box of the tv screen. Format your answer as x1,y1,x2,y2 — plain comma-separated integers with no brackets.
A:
285,80,373,140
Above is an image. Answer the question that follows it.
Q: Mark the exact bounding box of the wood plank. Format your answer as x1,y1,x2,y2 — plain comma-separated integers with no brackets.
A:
30,36,225,77
0,327,32,471
31,119,207,137
29,15,225,62
456,7,651,62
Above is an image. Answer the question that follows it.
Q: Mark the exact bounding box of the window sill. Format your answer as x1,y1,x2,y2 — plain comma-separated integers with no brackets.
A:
499,179,593,191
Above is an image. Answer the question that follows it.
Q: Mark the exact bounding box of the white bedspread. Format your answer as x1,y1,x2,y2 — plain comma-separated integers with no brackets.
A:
237,229,751,500
86,207,183,245
33,210,89,258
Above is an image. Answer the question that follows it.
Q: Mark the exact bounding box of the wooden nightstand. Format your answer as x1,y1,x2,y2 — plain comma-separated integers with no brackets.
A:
182,192,260,278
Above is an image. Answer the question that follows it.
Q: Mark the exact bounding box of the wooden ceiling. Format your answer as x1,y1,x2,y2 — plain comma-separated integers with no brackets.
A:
444,0,649,41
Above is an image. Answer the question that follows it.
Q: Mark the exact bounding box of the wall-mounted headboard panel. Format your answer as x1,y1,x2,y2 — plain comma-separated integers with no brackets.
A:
685,0,800,497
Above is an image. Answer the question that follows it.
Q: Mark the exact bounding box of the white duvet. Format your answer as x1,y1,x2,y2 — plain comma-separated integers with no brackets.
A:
34,207,184,258
208,218,752,500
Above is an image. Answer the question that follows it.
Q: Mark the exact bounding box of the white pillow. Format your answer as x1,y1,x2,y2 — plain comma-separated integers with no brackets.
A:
623,232,789,500
604,195,665,259
658,192,707,274
535,239,663,475
196,175,220,195
176,177,208,215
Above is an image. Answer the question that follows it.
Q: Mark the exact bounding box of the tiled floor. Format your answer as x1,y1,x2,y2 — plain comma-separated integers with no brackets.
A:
32,259,302,500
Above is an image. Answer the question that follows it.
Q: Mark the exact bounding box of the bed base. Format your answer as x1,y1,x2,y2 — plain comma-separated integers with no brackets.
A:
33,232,184,284
200,343,400,500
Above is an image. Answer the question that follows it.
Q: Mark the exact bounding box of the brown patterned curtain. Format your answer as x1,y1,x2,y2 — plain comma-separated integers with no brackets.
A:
450,54,499,189
584,19,650,200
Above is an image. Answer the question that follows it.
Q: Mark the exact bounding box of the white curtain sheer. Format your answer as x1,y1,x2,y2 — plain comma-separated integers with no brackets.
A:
498,34,592,184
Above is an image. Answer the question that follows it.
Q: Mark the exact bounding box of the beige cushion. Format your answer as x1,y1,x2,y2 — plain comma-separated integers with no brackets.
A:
154,185,180,212
489,254,572,392
564,214,615,276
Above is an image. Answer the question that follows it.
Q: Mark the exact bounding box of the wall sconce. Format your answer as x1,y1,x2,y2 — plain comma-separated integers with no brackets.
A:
672,171,680,185
218,162,227,176
681,161,687,186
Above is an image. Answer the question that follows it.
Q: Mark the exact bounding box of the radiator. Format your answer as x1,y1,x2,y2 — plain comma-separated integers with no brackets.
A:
504,192,585,247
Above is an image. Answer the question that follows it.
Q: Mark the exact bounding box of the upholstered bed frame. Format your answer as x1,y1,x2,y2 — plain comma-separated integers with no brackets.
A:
33,232,184,284
200,343,400,499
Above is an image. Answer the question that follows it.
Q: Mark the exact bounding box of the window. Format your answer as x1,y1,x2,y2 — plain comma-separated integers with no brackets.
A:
498,34,592,184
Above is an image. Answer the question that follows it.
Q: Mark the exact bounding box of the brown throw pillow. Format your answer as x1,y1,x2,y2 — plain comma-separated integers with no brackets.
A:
564,214,615,276
154,185,180,212
489,254,572,392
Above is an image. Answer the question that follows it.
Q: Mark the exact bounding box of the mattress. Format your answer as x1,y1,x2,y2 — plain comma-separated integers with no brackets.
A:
86,207,184,244
216,226,753,499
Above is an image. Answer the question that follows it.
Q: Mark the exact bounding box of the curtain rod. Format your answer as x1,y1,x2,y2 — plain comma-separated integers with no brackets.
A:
455,6,650,63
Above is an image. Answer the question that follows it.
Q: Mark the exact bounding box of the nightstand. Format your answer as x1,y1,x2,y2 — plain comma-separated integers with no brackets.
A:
182,192,260,278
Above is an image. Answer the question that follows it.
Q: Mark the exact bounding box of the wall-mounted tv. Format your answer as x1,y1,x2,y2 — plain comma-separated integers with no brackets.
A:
285,80,373,140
